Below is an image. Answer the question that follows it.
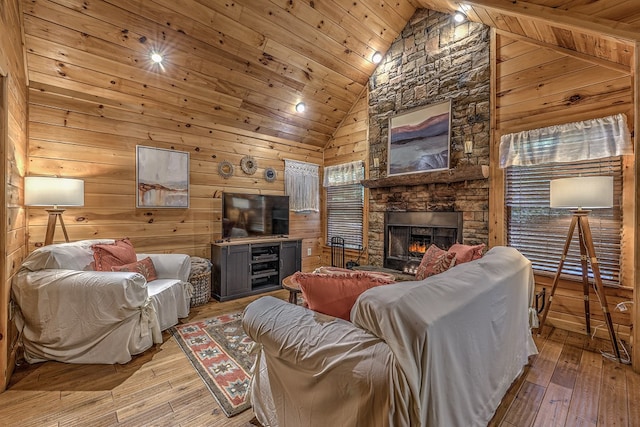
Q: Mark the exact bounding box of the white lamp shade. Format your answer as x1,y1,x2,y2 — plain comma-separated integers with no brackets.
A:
549,176,613,209
25,177,85,207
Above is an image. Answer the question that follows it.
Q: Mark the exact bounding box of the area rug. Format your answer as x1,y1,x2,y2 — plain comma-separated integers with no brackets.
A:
170,311,255,417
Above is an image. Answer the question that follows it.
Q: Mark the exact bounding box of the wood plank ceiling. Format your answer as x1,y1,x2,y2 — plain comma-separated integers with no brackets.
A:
22,0,416,148
22,0,640,149
417,0,639,68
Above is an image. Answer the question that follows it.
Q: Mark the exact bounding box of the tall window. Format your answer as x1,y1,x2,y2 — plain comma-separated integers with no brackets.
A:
506,158,622,283
324,161,364,250
501,114,632,285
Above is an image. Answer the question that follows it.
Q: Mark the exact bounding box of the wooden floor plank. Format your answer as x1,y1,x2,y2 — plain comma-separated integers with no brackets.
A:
597,358,629,426
532,382,572,427
626,366,640,427
0,391,64,424
564,416,598,427
527,337,564,387
547,328,570,343
566,350,602,427
57,408,118,427
503,380,545,426
115,401,174,426
0,291,637,427
168,385,221,421
565,331,589,349
550,343,582,389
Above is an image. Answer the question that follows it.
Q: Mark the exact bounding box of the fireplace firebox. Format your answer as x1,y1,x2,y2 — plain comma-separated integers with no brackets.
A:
384,211,462,271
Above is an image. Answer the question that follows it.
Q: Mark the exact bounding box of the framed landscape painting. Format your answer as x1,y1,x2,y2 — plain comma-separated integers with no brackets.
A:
136,146,190,208
387,100,451,176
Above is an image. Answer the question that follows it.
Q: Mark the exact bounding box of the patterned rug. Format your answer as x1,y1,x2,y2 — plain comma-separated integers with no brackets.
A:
170,311,255,417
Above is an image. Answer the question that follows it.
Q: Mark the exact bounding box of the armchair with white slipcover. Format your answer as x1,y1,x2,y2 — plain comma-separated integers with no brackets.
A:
12,239,193,364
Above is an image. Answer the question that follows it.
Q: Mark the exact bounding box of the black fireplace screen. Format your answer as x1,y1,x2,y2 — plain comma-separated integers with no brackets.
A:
384,212,462,271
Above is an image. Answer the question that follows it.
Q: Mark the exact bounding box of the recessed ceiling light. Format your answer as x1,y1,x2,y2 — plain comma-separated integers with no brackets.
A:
295,102,306,113
151,52,163,63
453,11,466,23
372,51,383,64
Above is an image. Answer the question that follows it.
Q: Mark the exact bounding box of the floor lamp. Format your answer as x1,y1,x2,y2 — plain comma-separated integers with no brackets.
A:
25,177,85,245
537,176,621,362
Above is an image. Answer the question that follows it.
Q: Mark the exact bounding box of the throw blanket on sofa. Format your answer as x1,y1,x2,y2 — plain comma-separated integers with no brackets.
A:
243,246,538,427
351,246,538,426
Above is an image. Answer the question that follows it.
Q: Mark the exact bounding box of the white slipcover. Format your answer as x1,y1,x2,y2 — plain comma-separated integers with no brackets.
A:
12,240,192,364
243,246,538,427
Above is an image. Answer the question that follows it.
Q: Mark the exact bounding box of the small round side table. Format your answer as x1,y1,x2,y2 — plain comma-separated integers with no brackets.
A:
281,274,301,304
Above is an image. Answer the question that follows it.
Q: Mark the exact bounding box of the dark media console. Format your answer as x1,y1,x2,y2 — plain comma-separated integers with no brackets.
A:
211,237,302,301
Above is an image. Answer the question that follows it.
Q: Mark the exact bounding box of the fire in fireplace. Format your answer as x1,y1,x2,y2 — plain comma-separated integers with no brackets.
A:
384,211,463,271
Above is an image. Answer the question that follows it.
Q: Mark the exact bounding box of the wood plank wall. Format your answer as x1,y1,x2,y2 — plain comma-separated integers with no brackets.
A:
26,85,323,261
634,39,640,373
22,3,325,269
0,1,29,391
490,30,635,341
320,89,369,268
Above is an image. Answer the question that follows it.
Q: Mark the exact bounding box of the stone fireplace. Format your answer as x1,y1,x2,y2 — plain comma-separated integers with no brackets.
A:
384,211,462,270
366,177,489,268
364,10,491,268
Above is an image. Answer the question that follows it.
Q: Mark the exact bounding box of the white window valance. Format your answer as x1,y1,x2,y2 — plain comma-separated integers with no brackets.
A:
285,159,319,212
323,160,364,187
499,113,632,168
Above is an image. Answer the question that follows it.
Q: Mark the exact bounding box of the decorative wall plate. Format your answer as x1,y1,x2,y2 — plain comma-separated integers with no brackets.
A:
264,167,277,182
240,155,257,175
218,160,234,179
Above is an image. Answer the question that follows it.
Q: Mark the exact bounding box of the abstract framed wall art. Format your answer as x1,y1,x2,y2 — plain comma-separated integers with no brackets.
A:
136,146,190,208
387,100,451,176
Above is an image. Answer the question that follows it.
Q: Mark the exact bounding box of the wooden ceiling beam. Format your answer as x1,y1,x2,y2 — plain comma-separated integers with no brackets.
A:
495,29,631,73
463,0,640,42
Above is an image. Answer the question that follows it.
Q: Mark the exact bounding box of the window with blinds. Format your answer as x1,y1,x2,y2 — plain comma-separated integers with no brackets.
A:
505,157,622,284
326,183,364,250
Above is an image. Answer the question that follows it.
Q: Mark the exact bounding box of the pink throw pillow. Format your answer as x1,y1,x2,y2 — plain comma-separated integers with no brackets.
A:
448,243,485,264
92,238,137,271
415,244,457,280
294,272,395,321
112,257,158,281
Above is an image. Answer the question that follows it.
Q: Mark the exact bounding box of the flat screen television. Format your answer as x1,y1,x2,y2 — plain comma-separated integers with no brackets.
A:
222,193,290,239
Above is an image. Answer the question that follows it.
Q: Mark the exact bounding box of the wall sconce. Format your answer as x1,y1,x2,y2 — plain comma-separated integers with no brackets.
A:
25,177,85,245
464,139,473,159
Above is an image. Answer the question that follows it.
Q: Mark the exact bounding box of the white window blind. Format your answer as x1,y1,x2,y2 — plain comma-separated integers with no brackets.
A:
506,157,622,284
326,184,364,250
324,161,365,250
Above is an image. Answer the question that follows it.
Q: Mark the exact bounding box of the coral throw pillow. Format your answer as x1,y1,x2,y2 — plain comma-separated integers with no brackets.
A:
112,257,158,281
294,272,395,321
92,238,137,271
448,243,485,264
415,244,457,280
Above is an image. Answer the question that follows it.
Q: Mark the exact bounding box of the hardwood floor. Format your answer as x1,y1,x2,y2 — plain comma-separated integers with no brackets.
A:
1,290,638,426
490,326,639,427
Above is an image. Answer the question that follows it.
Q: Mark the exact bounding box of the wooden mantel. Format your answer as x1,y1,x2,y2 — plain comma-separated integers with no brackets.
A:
361,164,488,188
